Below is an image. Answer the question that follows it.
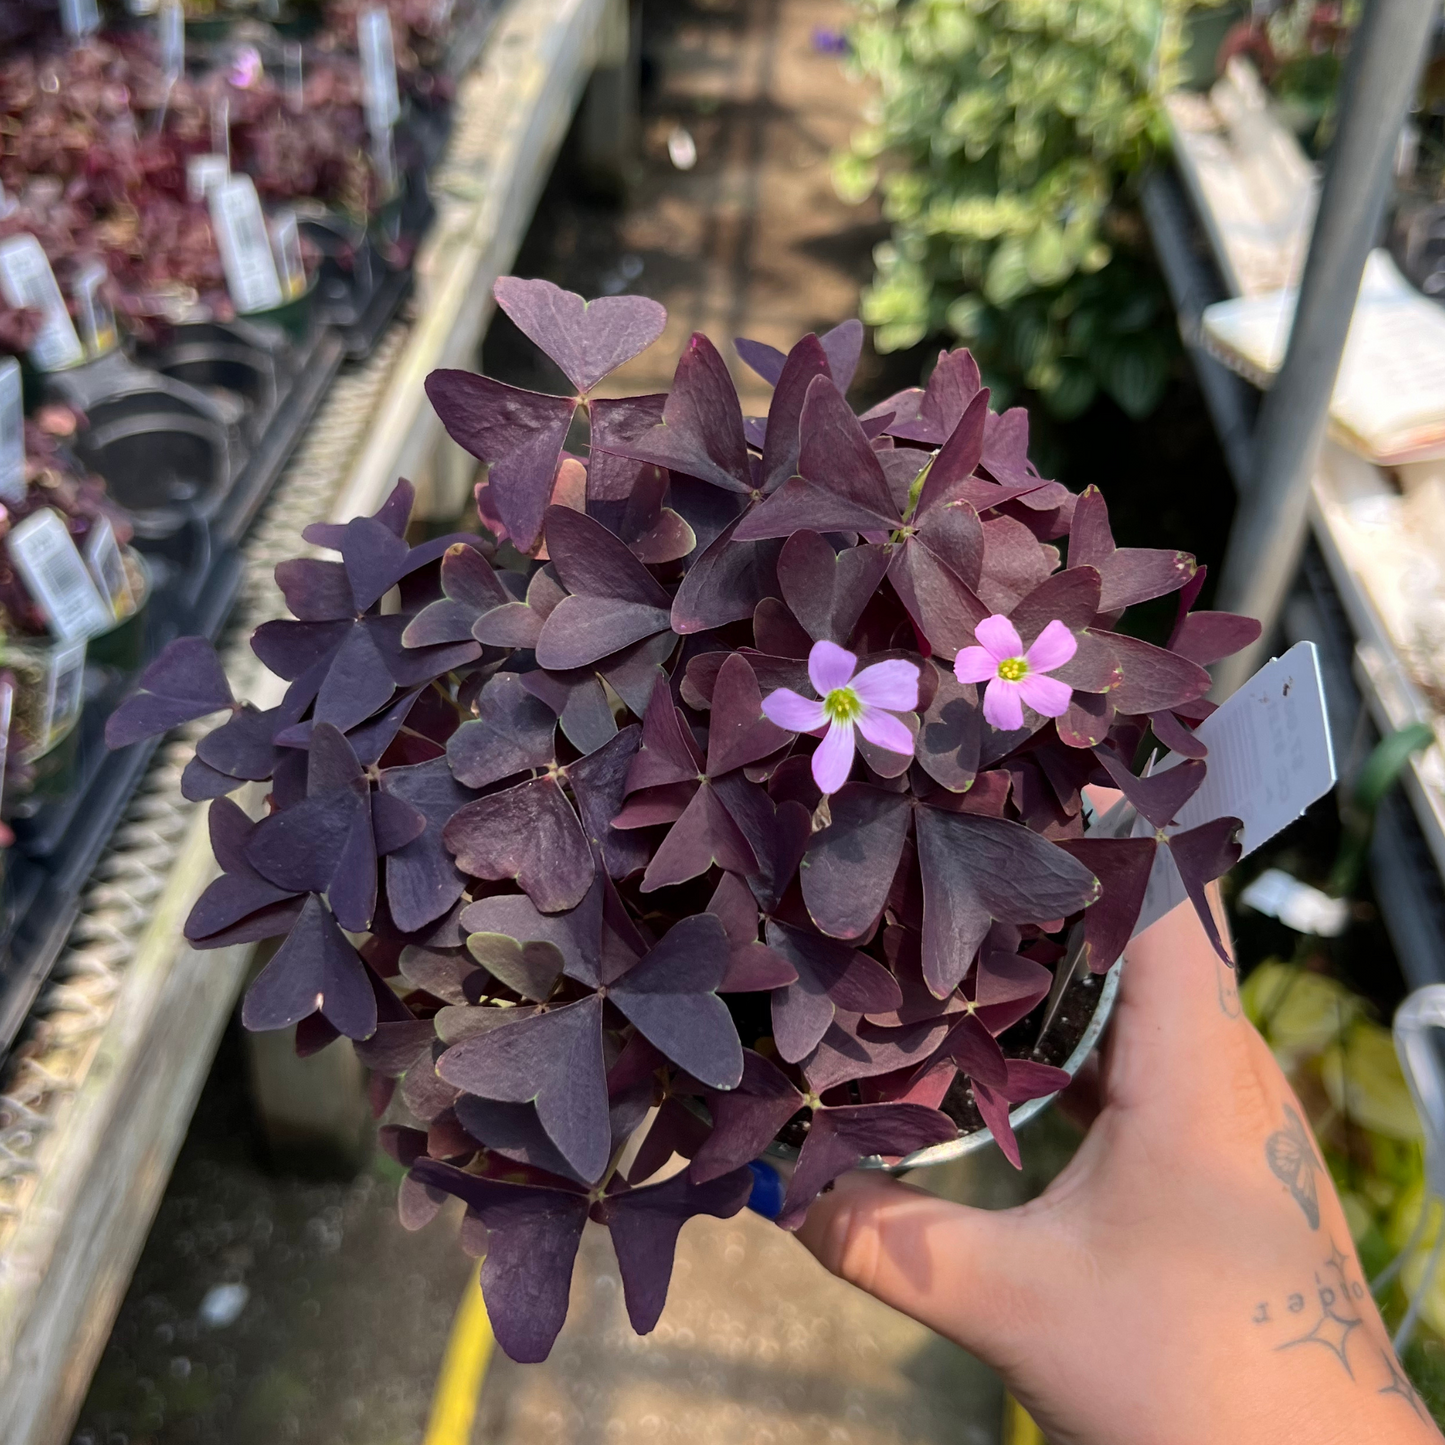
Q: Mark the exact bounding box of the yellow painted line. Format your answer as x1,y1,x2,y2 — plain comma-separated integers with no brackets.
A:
1003,1393,1046,1445
423,1261,494,1445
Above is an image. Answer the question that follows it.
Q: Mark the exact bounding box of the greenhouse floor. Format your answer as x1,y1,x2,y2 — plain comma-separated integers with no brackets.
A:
66,0,1077,1440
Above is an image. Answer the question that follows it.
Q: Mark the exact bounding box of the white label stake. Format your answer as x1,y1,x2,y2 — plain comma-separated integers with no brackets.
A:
59,0,100,36
7,508,113,640
1133,641,1337,935
0,236,84,372
209,176,284,314
358,9,401,134
0,358,24,505
84,514,134,618
159,0,184,80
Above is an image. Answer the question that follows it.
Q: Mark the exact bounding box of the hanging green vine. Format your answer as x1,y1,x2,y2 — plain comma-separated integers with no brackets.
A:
838,0,1200,418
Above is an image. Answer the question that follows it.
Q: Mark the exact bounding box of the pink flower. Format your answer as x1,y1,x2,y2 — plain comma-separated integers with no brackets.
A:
761,640,918,795
953,615,1077,732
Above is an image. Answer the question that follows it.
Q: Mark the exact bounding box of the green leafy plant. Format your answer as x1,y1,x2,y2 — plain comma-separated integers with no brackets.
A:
838,0,1196,418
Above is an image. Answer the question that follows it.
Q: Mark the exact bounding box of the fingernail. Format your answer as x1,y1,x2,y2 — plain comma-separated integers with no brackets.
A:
746,1159,785,1220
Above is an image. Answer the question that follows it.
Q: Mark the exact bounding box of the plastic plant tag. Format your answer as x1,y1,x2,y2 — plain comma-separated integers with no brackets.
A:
84,514,135,619
0,673,14,820
187,154,230,204
370,127,400,206
0,236,84,373
8,508,114,640
159,0,184,80
358,9,401,135
211,93,231,169
1238,867,1350,937
0,358,24,505
1134,641,1337,935
284,42,304,114
73,260,118,359
59,0,100,35
209,176,284,315
37,638,86,758
269,211,306,300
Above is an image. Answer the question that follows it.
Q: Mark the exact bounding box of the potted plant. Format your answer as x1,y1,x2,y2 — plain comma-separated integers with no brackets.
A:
107,277,1261,1362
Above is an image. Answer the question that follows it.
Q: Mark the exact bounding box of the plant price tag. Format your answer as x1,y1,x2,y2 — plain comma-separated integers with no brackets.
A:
84,514,134,618
0,358,24,505
39,638,87,755
358,8,401,135
209,176,284,315
0,672,14,820
159,0,184,80
59,0,100,35
7,508,114,641
0,235,84,373
187,154,230,203
74,259,118,358
1133,640,1337,935
269,210,307,300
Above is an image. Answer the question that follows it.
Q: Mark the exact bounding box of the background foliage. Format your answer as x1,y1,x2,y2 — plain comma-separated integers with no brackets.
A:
837,0,1195,419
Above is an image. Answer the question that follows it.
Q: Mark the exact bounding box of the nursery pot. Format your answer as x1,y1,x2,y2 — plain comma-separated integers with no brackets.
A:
84,549,152,672
766,959,1122,1174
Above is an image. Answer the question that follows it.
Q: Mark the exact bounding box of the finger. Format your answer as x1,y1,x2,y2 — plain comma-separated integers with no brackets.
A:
1105,887,1252,1112
792,1169,1057,1361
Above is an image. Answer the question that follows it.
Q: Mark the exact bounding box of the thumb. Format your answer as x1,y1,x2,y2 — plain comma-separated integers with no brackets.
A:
791,1169,1058,1361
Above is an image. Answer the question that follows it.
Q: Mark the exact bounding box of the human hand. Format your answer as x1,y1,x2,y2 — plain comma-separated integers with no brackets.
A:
792,839,1443,1444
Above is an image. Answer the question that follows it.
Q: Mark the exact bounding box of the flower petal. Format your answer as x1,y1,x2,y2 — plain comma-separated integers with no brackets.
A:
762,688,827,733
855,707,914,757
1017,672,1073,719
808,640,857,696
974,614,1023,663
850,658,919,711
982,678,1024,732
953,646,998,685
811,719,856,794
1023,619,1078,675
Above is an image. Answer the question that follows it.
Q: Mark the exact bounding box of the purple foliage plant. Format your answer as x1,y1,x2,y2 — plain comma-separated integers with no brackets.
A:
107,277,1262,1362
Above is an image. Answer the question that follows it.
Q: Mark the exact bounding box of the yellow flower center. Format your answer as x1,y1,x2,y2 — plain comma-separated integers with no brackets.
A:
997,656,1029,682
823,685,862,723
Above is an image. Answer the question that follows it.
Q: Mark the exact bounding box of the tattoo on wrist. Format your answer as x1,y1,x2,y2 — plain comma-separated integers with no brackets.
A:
1266,1103,1322,1229
1251,1240,1430,1421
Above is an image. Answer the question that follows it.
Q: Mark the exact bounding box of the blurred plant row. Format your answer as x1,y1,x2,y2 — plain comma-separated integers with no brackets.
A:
836,0,1198,419
832,0,1383,419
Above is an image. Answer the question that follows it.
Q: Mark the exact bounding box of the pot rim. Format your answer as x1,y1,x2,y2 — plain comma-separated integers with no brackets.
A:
763,959,1122,1173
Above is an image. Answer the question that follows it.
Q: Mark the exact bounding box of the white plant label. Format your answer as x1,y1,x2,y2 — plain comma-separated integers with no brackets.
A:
358,9,401,135
0,235,84,373
159,0,184,80
84,514,134,618
0,673,14,818
73,259,117,358
209,176,284,314
59,0,100,35
40,638,87,752
0,358,24,505
187,154,230,204
284,41,304,113
1133,640,1336,935
211,93,231,168
269,210,306,299
7,508,113,641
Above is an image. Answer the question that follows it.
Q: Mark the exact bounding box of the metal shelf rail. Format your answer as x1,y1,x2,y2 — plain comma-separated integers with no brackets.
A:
1143,0,1445,983
0,0,622,1439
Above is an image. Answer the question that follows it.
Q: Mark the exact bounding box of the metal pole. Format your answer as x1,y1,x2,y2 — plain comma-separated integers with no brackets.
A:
1213,0,1437,697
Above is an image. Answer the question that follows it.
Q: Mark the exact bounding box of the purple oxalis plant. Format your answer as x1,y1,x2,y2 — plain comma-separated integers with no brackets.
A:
107,278,1261,1362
